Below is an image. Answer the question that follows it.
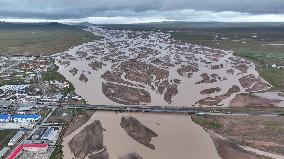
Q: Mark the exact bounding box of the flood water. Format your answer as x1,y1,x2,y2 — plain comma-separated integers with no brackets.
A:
62,111,221,159
55,26,272,107
58,26,282,159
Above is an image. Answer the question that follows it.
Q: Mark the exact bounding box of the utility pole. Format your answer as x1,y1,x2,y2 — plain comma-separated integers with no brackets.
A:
74,104,77,117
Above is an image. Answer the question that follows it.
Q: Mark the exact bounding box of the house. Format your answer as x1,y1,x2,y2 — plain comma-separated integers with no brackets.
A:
0,114,10,122
11,114,41,123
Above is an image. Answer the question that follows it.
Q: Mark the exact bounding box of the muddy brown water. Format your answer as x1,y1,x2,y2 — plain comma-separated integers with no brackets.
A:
55,26,271,107
58,27,282,159
62,112,221,159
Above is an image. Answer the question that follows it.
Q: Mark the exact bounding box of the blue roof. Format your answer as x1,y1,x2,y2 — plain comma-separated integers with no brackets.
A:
12,114,41,119
0,114,10,120
42,128,54,138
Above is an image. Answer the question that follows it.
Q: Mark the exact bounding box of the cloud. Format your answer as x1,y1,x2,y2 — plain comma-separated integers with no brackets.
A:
2,9,284,24
1,0,284,23
1,0,284,19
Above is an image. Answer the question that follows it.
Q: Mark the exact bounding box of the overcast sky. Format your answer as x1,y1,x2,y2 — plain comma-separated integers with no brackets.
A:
1,0,284,23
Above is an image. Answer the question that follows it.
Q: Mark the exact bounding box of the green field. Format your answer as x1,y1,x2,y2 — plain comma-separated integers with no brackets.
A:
43,65,66,82
0,23,99,56
43,65,75,94
0,130,17,149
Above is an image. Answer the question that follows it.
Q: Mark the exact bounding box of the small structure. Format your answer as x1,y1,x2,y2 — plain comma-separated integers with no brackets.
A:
17,106,32,112
8,131,25,146
0,114,10,122
0,147,10,158
11,114,41,123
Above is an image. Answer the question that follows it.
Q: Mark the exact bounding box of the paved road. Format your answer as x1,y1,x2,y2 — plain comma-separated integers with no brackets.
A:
37,71,48,97
65,104,283,116
67,104,199,114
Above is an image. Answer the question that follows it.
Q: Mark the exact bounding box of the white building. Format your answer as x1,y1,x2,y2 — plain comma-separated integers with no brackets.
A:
0,85,29,94
8,131,24,146
41,127,58,141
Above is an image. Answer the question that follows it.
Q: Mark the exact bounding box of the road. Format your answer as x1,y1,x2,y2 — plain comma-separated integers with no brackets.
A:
37,71,48,97
65,104,283,116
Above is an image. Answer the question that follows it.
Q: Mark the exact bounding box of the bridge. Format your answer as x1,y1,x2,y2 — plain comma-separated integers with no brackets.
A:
66,104,202,114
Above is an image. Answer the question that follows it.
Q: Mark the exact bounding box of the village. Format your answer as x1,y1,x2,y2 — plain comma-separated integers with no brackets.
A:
0,55,85,159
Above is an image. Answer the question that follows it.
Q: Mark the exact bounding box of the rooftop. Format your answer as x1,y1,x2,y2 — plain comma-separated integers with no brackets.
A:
7,144,48,159
12,114,41,119
0,114,10,120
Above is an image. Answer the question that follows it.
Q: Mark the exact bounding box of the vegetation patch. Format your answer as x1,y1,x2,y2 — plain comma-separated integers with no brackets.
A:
0,22,100,56
192,114,284,155
0,130,17,149
192,115,222,129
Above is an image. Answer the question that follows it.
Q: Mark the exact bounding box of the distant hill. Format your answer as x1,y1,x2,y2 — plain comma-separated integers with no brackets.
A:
100,22,284,31
0,22,80,29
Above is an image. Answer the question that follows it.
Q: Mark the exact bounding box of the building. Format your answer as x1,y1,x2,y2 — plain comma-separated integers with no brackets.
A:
0,147,10,158
17,106,32,113
37,98,60,106
8,131,24,146
41,127,58,141
7,144,48,159
11,114,41,123
0,114,10,122
23,144,48,152
0,85,29,94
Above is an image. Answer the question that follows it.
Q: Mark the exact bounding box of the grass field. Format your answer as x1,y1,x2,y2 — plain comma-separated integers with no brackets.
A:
192,114,284,155
0,23,99,56
43,65,75,94
0,130,17,149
